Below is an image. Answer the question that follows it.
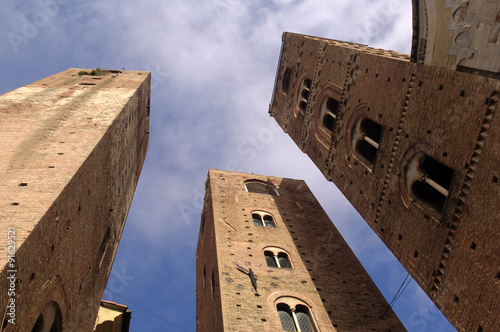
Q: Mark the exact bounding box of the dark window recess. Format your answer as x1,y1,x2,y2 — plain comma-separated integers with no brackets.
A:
277,304,295,331
252,213,275,227
354,118,383,167
265,250,291,268
297,78,312,112
31,302,62,332
278,253,291,268
211,271,215,298
323,97,340,132
282,67,292,94
412,155,455,214
253,214,262,226
245,181,275,195
263,215,274,227
295,305,314,332
265,251,277,267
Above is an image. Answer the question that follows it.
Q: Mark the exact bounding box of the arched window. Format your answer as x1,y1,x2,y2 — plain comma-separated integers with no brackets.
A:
252,211,275,227
244,180,278,195
407,153,455,214
297,77,312,113
264,247,292,268
31,302,63,332
321,96,340,132
265,251,277,267
277,303,295,331
351,117,383,169
276,299,316,332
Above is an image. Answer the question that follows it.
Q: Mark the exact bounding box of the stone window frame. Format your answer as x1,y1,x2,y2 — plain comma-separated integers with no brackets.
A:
400,145,455,218
345,104,383,171
352,117,383,170
263,247,293,269
275,296,318,332
252,211,276,228
244,180,279,196
296,76,313,116
315,85,342,148
31,301,63,332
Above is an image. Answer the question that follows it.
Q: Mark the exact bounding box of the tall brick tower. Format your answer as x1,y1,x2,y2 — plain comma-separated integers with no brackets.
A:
268,3,500,329
196,169,405,331
0,68,150,331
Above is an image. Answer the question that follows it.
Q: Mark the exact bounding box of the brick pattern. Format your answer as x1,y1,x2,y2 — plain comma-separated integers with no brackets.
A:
270,32,500,331
196,169,404,331
0,69,150,331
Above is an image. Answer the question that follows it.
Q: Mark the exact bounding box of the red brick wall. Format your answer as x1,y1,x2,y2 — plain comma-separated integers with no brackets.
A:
196,169,404,331
0,68,150,331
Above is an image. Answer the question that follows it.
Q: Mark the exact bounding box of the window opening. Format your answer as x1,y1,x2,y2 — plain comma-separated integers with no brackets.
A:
265,251,277,267
353,118,383,168
411,155,454,214
278,253,291,268
245,181,277,195
252,212,275,227
264,249,291,268
297,78,312,112
276,302,315,332
282,67,292,95
295,305,314,332
278,304,295,331
322,97,340,132
31,302,62,332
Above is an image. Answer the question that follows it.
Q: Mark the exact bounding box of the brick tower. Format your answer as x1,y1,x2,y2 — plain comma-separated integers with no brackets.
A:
268,29,499,332
0,68,150,331
196,169,405,331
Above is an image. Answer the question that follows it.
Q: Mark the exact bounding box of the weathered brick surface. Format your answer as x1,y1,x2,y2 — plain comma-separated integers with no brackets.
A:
197,169,404,331
270,32,500,332
0,68,150,331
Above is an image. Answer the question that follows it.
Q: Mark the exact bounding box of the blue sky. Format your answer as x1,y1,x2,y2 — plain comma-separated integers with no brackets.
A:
1,1,457,331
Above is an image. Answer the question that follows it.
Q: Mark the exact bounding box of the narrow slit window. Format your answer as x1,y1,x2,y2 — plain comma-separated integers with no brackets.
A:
282,67,292,95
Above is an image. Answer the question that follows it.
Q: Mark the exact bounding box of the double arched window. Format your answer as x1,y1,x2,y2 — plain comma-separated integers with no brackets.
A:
252,211,275,228
264,247,292,268
276,298,316,332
